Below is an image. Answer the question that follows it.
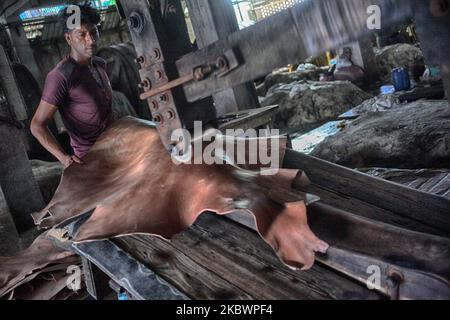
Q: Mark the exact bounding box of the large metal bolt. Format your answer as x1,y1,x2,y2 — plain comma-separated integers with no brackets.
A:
128,12,145,33
158,93,169,103
150,100,159,111
152,48,161,61
386,267,404,300
153,114,163,123
216,56,228,72
142,78,152,89
193,67,206,81
155,70,164,80
134,56,145,65
166,109,175,120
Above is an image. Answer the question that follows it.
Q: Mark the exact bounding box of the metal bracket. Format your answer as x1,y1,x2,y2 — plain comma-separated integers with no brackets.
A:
139,48,239,101
48,216,189,300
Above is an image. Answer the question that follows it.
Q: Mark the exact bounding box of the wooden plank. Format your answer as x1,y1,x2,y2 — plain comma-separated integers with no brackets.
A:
117,213,382,300
305,184,447,237
115,234,252,300
218,105,278,131
283,150,450,236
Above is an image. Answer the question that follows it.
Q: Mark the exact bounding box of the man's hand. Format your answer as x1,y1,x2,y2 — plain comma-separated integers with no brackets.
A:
32,101,77,165
60,154,84,168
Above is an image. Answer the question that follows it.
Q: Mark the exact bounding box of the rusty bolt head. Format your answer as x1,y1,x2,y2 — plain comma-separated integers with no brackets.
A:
134,56,145,65
155,70,164,80
152,48,161,60
166,109,175,120
216,56,228,71
150,100,159,111
158,93,169,103
153,114,163,123
387,267,404,284
193,67,205,81
143,78,152,89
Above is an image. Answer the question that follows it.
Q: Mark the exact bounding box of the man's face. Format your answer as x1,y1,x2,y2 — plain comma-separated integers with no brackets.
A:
65,24,100,59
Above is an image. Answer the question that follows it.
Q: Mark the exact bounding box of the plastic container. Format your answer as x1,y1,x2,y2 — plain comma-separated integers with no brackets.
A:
380,85,395,95
391,67,411,91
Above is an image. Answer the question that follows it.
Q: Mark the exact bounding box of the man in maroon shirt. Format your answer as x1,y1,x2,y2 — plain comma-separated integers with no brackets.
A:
31,4,113,168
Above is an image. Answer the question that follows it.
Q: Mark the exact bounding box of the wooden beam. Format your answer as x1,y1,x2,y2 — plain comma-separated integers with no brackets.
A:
283,150,450,236
0,44,27,120
6,20,45,87
0,45,45,232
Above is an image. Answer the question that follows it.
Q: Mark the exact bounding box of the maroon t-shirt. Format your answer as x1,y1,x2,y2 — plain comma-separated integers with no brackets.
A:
41,56,113,158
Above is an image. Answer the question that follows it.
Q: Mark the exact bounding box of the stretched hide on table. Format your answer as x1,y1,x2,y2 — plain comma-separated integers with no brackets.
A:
31,117,328,270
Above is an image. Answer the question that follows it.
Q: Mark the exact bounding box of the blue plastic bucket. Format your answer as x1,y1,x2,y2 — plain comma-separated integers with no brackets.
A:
392,67,411,91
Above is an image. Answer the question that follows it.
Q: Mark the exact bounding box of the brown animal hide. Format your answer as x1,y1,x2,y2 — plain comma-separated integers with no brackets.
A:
0,232,76,298
32,117,328,270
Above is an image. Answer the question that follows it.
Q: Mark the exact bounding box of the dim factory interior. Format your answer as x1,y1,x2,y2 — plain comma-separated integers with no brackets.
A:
0,0,450,301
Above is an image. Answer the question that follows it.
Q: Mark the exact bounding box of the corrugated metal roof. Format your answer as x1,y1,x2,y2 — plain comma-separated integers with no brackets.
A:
22,8,121,42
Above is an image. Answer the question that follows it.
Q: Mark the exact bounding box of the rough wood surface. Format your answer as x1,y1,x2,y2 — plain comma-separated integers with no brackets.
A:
283,150,450,236
360,168,450,200
116,213,382,300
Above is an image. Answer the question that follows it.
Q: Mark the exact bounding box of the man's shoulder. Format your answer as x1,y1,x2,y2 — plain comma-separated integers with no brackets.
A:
50,57,76,80
93,56,107,69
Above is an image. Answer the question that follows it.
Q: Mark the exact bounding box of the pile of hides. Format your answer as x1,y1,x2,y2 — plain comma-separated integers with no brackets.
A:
1,116,329,298
260,80,372,129
350,93,404,115
257,66,329,97
311,100,450,169
0,232,85,300
374,43,424,81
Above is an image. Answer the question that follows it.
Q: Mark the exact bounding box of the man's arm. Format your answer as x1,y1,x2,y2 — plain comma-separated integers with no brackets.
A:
30,100,83,168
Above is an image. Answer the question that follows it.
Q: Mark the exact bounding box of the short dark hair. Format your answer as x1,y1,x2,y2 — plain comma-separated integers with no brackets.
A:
58,2,100,33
